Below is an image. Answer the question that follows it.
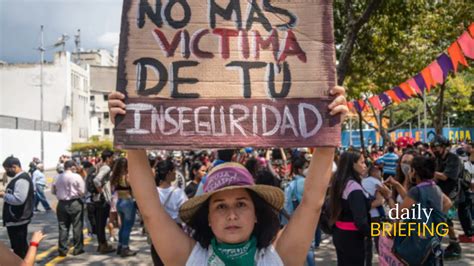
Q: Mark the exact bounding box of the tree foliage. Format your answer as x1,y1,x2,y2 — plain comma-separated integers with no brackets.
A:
334,0,474,144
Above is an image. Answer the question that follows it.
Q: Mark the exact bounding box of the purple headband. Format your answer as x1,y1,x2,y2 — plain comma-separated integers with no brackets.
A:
203,166,254,193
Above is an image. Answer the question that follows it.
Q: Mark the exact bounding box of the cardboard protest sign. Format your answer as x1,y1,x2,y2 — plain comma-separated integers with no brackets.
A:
115,0,340,149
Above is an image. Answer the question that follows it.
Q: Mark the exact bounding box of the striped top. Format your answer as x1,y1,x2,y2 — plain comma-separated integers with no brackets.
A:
380,152,399,175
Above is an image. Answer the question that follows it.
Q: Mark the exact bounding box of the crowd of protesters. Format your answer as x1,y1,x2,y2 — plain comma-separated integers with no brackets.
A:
0,136,473,265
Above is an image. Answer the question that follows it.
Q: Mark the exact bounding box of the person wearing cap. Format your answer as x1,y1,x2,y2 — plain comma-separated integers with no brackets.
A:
108,86,348,265
0,156,34,258
431,135,463,259
32,163,52,212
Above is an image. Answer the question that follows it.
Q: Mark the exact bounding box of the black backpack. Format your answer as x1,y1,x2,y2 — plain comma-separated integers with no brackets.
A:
86,167,98,194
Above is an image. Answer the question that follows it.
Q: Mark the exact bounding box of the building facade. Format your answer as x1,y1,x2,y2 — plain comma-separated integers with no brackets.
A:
0,52,90,169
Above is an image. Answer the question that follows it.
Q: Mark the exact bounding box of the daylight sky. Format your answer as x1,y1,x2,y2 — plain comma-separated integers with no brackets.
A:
0,0,123,63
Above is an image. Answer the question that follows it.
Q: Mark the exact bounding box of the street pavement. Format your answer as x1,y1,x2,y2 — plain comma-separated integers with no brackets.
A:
0,171,473,265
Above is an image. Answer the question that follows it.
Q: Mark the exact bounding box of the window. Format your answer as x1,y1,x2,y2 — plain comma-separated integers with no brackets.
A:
103,94,108,101
90,95,95,101
104,112,109,119
104,128,110,135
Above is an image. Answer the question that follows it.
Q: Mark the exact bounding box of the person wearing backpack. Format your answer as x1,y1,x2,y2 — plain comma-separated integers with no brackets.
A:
431,136,463,259
328,150,370,266
92,150,116,254
82,160,97,237
458,146,474,243
381,155,453,265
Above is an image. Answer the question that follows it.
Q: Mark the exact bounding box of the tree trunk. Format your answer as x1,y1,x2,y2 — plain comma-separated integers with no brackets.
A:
357,111,366,155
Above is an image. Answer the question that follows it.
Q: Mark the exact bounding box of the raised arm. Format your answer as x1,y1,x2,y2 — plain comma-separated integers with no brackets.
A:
276,147,334,265
109,92,194,265
275,86,347,265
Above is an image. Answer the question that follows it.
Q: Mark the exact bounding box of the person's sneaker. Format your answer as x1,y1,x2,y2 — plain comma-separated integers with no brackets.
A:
116,245,122,255
109,236,117,242
72,249,85,256
120,247,138,257
99,244,116,254
444,242,462,260
58,251,67,257
459,234,474,243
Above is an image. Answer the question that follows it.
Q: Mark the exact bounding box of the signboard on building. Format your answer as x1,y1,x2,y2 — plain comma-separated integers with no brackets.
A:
114,0,340,149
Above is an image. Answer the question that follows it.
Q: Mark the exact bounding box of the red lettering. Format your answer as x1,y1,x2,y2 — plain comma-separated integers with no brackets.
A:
253,29,279,61
152,29,183,57
278,30,307,63
191,29,214,59
239,30,250,59
213,28,239,59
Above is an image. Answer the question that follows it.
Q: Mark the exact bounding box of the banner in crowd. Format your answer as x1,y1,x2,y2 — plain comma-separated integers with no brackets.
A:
114,0,341,149
342,127,474,147
347,22,474,113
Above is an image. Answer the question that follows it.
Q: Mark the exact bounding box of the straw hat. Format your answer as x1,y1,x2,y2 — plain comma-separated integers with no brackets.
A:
179,162,284,224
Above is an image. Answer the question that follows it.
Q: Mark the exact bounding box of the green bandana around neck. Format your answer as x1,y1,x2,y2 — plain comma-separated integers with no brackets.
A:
209,235,257,266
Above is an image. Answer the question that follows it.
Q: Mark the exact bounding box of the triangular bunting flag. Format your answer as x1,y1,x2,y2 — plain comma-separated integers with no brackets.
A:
428,61,444,85
414,73,427,93
400,82,416,96
393,86,409,101
347,102,355,113
368,96,384,111
469,23,474,37
457,31,474,59
407,78,422,95
421,67,435,92
448,41,468,72
386,90,401,103
436,53,454,80
353,101,362,113
379,93,392,106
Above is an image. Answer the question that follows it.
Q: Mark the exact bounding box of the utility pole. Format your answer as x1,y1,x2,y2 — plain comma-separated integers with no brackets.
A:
75,29,81,64
423,90,427,142
39,25,45,163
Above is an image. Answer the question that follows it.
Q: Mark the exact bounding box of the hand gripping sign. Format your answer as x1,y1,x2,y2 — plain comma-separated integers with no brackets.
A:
114,0,340,149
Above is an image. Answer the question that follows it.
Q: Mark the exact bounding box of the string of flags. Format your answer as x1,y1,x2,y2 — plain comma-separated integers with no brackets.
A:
347,23,474,113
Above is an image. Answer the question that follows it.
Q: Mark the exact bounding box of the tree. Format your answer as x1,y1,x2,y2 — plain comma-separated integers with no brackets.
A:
335,0,473,146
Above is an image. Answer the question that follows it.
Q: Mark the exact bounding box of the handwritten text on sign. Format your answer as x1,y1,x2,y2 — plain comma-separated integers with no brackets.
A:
115,0,339,149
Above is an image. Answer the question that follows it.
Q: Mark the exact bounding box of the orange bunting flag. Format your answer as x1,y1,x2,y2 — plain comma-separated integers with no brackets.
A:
399,82,416,96
448,41,468,72
421,67,435,92
358,100,369,112
368,96,383,111
385,90,401,103
469,23,474,37
407,78,422,95
457,31,474,59
428,61,444,85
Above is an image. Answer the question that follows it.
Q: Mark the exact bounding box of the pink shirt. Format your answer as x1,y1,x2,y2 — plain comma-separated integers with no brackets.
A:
53,170,85,201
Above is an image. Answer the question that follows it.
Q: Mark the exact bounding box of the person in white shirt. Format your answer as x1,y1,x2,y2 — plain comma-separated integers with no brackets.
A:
32,164,52,212
361,165,385,260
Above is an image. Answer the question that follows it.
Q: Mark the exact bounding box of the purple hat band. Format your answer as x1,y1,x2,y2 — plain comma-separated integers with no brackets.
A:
203,166,254,193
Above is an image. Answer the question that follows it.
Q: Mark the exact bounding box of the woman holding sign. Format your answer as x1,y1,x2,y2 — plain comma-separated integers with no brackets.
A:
108,87,348,265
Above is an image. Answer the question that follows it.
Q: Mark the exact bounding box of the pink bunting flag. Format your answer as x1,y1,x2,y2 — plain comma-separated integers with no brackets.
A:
428,61,444,85
407,78,421,94
457,31,474,59
368,96,383,111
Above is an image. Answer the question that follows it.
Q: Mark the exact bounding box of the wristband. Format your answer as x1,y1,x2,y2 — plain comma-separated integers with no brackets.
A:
30,241,39,247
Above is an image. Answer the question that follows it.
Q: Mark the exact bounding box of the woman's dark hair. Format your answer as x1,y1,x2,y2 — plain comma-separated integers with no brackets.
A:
255,169,280,187
291,157,306,176
328,151,362,225
187,189,280,249
111,158,127,188
155,159,175,186
190,161,204,181
245,158,259,178
411,156,436,180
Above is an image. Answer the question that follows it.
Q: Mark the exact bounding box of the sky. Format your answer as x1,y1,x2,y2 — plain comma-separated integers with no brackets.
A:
0,0,123,63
